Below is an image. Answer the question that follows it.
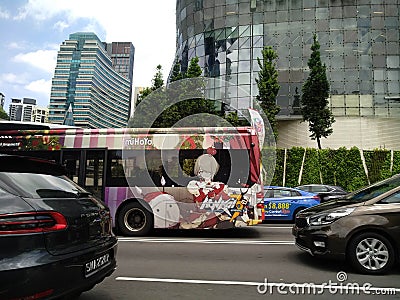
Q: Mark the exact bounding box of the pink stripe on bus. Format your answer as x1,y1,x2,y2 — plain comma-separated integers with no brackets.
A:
106,128,115,148
90,132,99,148
74,134,83,148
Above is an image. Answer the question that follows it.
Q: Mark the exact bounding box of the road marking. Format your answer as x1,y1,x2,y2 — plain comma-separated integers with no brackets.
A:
258,226,293,229
116,277,261,286
115,277,400,294
118,237,294,245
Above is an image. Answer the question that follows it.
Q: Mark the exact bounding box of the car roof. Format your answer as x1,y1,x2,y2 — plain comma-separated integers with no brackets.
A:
297,184,345,190
0,154,66,176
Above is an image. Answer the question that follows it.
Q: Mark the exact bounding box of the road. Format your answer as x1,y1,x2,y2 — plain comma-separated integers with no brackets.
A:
79,224,400,300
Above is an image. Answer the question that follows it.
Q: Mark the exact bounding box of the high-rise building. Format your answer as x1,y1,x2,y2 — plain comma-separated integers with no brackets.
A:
9,98,36,122
48,32,132,128
32,107,49,123
174,0,400,149
0,92,4,109
104,42,135,117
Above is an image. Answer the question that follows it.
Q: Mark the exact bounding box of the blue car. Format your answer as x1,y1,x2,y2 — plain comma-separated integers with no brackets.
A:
263,186,321,221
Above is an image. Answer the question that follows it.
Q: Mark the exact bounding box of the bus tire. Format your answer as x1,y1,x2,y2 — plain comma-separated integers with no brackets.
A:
117,202,153,236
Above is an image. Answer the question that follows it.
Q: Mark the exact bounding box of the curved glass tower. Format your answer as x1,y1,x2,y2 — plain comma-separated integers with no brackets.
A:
175,0,400,148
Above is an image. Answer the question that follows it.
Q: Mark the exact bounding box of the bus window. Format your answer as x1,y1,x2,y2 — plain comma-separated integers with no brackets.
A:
85,150,105,200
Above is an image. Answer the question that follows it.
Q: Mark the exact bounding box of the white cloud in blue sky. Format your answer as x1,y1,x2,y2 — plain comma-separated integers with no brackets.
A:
0,0,176,109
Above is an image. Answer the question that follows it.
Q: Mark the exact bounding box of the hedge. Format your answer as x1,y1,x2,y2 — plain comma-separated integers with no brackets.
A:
267,147,399,192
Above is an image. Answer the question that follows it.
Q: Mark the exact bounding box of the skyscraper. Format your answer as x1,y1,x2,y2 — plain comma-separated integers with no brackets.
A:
174,0,400,149
0,92,4,109
9,98,36,122
104,42,135,117
48,32,132,128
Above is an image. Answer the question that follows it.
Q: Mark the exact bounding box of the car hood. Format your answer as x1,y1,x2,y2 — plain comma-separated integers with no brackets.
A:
298,199,364,216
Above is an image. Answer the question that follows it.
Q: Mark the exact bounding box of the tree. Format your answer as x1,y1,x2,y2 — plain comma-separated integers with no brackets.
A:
0,106,9,120
255,46,280,140
165,57,218,127
170,59,183,82
130,65,167,127
301,34,335,149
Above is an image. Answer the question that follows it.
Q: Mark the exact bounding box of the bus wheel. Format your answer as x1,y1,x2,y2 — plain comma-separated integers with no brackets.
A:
117,202,153,236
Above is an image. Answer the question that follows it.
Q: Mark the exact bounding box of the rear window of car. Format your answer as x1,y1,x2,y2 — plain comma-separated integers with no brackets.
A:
0,172,88,199
346,175,400,203
311,186,329,192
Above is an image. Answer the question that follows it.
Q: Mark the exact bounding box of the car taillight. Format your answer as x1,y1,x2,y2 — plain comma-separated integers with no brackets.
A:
312,195,321,202
0,211,67,234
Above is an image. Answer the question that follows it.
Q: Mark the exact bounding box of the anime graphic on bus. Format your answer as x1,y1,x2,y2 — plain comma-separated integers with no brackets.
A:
0,123,265,236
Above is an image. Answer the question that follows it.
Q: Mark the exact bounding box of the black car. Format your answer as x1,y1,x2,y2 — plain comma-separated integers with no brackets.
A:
295,184,348,202
292,175,400,275
0,155,118,299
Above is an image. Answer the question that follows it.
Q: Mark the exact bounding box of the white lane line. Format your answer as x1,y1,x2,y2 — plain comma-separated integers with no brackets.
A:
116,277,260,286
115,277,400,294
258,226,293,229
118,238,294,245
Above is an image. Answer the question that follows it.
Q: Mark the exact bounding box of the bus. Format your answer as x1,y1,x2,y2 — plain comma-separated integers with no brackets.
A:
0,126,264,236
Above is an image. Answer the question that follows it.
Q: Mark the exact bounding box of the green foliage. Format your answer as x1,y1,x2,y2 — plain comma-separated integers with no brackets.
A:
170,60,183,82
318,148,339,185
300,148,320,184
301,34,334,149
255,46,280,140
336,147,368,192
272,147,400,192
363,149,392,184
224,111,249,127
152,64,164,90
285,147,305,187
271,148,284,186
392,151,400,175
186,57,202,78
0,106,9,120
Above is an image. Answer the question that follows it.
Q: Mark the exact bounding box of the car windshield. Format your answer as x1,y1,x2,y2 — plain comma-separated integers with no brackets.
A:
0,172,90,199
342,175,400,203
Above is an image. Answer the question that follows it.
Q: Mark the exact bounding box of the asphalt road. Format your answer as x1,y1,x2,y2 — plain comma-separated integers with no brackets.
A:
79,224,400,300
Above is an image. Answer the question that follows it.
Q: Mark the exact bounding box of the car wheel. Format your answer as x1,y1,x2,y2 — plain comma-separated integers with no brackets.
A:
117,202,153,236
347,232,395,275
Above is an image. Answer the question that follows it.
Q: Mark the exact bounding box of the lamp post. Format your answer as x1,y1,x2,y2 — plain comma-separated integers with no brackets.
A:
250,0,256,109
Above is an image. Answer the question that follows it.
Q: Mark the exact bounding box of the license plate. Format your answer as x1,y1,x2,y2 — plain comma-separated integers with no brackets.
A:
85,252,111,278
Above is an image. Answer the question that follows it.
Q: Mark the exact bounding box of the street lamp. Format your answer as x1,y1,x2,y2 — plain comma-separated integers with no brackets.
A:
249,0,256,109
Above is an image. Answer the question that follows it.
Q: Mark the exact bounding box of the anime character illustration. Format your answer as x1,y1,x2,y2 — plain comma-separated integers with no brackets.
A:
182,148,249,229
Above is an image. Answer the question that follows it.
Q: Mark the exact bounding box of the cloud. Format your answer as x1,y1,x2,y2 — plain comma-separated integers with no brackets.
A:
25,79,52,96
0,6,10,19
53,20,69,32
7,42,24,49
0,73,27,85
9,0,176,87
13,50,57,73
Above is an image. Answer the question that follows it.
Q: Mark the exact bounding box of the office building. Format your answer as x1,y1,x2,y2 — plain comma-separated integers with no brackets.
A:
48,32,132,128
9,98,36,122
174,0,400,149
0,93,4,109
104,42,135,115
32,107,49,123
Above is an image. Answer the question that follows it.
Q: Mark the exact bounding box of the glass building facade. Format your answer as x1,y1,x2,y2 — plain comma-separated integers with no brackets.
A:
49,32,132,128
175,0,400,148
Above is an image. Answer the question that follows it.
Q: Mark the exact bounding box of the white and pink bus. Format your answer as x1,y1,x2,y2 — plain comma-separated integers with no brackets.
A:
0,125,264,236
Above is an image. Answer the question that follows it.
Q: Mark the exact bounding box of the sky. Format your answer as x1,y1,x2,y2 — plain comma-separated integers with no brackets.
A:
0,0,176,110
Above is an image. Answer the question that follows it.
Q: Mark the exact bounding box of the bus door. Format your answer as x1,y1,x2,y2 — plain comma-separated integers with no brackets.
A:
60,149,107,200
